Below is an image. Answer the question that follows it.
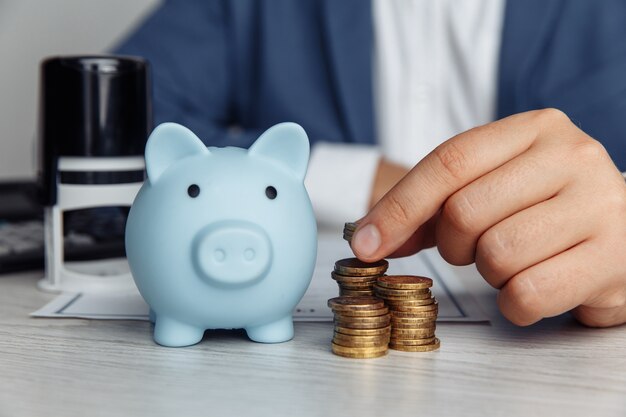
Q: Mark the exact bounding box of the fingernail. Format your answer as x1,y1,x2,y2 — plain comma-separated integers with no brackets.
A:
353,224,381,258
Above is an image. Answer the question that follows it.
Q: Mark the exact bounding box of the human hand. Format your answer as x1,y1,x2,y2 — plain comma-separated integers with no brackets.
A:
369,158,410,209
351,109,626,327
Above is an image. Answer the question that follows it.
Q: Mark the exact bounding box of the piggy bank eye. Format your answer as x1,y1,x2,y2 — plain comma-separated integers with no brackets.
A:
187,184,200,198
265,186,277,200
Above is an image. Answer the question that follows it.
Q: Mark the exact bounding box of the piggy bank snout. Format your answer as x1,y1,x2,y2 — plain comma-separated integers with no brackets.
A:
193,221,272,287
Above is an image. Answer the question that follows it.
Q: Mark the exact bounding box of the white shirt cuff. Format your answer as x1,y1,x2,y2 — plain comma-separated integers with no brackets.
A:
304,142,381,227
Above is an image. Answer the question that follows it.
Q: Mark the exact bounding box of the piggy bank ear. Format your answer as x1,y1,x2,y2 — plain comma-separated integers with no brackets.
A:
248,123,310,180
145,123,209,182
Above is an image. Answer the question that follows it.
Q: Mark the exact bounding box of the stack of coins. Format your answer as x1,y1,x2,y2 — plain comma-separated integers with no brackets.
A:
328,296,391,359
343,222,358,243
332,258,388,296
374,275,440,352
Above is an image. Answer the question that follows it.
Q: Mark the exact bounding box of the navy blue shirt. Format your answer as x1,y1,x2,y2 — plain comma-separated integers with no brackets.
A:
116,0,626,169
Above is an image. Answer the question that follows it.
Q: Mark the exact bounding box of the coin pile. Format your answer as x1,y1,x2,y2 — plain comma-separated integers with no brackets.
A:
327,296,391,359
374,275,440,352
331,257,388,297
343,222,358,243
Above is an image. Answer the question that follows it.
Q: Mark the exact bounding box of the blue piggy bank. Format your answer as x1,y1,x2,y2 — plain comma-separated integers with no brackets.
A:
126,122,317,347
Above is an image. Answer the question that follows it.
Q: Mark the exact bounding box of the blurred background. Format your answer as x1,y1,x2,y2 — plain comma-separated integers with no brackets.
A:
0,0,160,181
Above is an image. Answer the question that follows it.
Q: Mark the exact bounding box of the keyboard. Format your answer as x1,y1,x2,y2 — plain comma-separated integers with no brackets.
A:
0,181,126,274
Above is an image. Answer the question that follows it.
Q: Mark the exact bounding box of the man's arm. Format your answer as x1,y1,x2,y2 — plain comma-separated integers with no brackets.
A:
114,0,263,148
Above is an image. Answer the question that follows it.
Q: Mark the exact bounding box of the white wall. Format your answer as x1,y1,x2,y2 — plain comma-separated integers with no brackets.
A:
0,0,161,180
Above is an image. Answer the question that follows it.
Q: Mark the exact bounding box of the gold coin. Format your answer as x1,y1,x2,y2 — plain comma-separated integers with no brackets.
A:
334,313,390,324
389,336,436,346
389,310,437,324
337,282,376,290
391,325,436,334
391,313,438,321
327,296,385,312
391,334,436,342
394,312,438,320
372,285,431,297
331,342,388,359
336,279,378,287
391,308,438,318
394,299,438,310
390,320,436,329
376,292,433,301
390,315,436,324
390,302,438,313
331,342,387,353
335,315,391,329
339,288,375,297
333,339,389,348
372,284,433,300
390,313,437,321
389,338,440,352
331,271,381,284
333,332,390,342
335,321,391,330
338,287,375,294
384,297,436,307
335,258,389,276
376,275,433,290
391,327,436,338
335,282,378,292
344,222,358,232
385,297,437,307
333,333,390,346
391,317,436,324
332,349,388,359
335,325,391,336
338,306,389,317
390,314,436,322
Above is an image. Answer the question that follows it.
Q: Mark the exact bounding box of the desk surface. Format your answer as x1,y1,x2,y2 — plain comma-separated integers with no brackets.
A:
1,271,625,417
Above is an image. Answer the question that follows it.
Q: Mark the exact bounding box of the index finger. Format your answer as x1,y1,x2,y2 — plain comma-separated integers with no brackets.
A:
351,109,561,262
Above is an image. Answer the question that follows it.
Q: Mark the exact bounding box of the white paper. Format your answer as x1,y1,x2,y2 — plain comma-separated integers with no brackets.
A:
31,232,488,322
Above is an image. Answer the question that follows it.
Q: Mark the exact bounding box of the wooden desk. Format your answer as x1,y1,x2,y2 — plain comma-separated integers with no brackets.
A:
0,271,625,417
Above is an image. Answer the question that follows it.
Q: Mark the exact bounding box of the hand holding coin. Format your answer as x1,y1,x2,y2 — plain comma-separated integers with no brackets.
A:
350,109,626,328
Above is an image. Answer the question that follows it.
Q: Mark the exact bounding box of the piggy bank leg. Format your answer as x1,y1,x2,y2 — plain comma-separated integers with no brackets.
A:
148,308,156,324
154,316,204,347
245,315,294,343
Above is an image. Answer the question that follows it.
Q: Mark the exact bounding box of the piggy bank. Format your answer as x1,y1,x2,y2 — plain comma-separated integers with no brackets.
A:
125,122,317,347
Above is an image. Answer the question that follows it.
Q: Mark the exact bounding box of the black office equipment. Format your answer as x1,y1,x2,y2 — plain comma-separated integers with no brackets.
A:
36,55,151,291
0,181,127,274
39,56,151,205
